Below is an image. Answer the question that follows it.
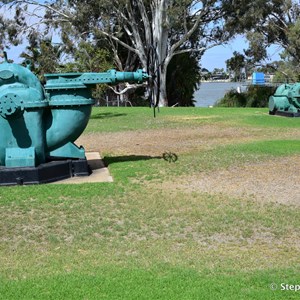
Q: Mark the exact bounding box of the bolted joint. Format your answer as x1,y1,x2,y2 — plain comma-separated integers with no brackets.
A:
0,93,24,119
110,69,150,84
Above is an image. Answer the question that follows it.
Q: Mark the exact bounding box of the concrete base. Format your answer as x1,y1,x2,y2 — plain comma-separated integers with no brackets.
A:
273,110,300,117
52,152,113,184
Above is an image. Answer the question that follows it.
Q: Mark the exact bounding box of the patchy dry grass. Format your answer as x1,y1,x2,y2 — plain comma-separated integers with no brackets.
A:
161,155,300,206
1,107,300,299
1,188,299,274
78,123,300,157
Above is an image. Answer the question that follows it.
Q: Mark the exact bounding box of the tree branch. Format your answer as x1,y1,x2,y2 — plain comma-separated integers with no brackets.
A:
98,30,139,54
269,12,288,29
173,47,206,56
169,8,206,57
108,82,147,95
137,0,152,46
124,1,147,66
12,0,71,19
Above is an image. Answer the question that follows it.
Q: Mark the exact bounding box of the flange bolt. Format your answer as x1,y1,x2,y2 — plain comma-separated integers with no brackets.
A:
0,93,24,119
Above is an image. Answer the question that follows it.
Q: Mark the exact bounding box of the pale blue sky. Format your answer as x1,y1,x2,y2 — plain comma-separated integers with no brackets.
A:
201,37,249,71
201,35,283,71
6,35,282,72
2,2,282,71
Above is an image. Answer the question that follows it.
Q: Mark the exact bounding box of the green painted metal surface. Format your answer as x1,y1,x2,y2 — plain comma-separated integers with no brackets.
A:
5,147,35,167
0,54,149,168
269,83,300,115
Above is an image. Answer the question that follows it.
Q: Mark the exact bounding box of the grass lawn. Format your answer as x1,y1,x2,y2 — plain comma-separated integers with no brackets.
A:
1,107,300,299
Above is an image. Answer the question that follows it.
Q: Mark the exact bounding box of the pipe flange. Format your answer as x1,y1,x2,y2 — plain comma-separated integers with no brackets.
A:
0,93,24,119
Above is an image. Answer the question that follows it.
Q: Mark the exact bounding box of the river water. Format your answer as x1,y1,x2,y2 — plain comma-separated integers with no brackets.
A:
194,82,243,107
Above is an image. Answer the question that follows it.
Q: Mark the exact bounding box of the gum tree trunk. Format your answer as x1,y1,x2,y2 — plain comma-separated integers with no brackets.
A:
7,0,227,106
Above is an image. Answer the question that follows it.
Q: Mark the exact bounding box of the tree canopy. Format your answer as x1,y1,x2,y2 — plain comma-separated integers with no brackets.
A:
224,0,300,76
2,0,300,105
0,0,236,106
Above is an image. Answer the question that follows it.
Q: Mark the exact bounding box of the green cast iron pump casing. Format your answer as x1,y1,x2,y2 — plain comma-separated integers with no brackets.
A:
0,61,47,167
269,83,300,114
0,59,148,168
44,69,148,159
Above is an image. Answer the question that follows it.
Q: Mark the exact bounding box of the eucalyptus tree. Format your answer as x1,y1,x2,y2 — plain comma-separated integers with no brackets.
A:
224,0,300,73
19,33,65,79
167,52,201,107
0,7,21,49
226,51,246,81
1,0,233,106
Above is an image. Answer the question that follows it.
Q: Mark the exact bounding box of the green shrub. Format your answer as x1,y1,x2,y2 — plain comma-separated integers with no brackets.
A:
245,85,276,107
216,89,247,107
217,85,276,107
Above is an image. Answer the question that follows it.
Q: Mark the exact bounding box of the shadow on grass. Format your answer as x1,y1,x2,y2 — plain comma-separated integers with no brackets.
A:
103,152,178,166
103,155,162,166
90,112,127,119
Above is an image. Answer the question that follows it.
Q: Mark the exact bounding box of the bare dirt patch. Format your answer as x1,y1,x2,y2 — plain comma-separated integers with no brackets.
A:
78,125,267,157
166,156,300,206
77,125,300,206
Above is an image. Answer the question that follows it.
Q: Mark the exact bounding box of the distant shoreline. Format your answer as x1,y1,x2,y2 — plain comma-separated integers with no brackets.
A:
194,81,244,107
200,79,233,83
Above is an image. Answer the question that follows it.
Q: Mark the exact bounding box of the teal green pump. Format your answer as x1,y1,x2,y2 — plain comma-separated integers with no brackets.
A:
0,53,149,172
269,83,300,117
